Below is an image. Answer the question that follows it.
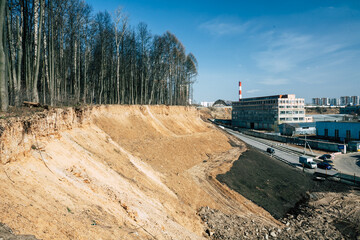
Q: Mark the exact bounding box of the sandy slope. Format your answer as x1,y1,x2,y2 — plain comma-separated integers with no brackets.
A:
0,105,278,239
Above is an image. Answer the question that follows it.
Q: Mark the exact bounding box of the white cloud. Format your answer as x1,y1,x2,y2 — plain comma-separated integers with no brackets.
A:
252,29,354,74
260,78,289,85
246,89,261,94
199,17,250,35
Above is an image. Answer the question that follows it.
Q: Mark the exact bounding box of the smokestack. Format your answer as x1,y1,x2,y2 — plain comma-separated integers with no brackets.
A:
239,81,242,101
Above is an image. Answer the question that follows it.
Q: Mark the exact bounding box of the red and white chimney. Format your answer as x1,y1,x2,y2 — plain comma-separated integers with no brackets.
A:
239,81,242,101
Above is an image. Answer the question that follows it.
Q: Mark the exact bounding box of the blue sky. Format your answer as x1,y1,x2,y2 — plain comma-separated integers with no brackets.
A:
86,0,360,103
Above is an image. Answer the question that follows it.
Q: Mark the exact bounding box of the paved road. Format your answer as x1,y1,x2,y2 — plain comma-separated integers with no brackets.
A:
225,129,338,176
334,152,360,176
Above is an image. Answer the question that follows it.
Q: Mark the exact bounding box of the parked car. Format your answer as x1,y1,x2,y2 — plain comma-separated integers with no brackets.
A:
317,162,332,170
319,154,333,160
266,148,275,154
322,159,334,165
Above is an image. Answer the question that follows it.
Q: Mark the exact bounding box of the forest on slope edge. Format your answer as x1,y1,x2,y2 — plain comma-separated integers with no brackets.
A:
0,0,198,112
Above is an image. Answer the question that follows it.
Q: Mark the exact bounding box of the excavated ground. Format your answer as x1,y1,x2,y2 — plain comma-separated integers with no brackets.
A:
0,105,278,240
202,145,360,239
2,105,358,239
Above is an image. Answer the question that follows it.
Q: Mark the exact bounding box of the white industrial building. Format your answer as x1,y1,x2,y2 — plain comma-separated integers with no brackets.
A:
200,102,214,107
232,94,305,130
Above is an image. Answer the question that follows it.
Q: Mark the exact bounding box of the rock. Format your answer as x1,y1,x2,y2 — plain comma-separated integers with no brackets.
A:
205,229,213,236
270,231,277,237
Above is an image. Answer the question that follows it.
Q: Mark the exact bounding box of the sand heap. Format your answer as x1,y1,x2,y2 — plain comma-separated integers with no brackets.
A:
0,105,277,240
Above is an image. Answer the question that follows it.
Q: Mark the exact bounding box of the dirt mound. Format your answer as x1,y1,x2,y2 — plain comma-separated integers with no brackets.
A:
305,107,340,115
200,189,360,240
0,105,277,239
217,146,317,218
198,107,232,120
205,144,359,239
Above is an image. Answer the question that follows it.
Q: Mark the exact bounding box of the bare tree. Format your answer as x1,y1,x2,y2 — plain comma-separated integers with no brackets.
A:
1,0,197,109
112,6,127,104
32,0,44,102
0,0,8,112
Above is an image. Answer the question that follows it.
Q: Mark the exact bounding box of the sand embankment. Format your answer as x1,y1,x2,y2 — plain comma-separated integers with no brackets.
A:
0,105,278,239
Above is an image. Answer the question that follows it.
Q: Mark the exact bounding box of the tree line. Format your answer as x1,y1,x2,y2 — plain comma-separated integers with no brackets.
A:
0,0,198,112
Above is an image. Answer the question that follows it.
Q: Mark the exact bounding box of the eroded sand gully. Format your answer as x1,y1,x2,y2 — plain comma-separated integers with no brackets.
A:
0,105,279,239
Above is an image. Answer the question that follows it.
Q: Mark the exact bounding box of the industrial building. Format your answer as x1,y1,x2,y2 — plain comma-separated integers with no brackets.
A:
316,121,360,142
310,114,346,122
232,94,305,130
279,122,316,136
340,105,360,114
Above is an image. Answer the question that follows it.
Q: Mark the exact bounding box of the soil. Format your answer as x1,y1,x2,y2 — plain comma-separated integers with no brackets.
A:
305,106,340,115
1,104,358,239
198,107,232,120
0,105,277,240
216,146,351,219
0,223,38,240
202,144,360,240
199,188,360,240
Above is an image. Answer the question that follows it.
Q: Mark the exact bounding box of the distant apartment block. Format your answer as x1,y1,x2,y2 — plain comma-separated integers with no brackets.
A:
312,97,330,106
321,98,329,106
339,96,359,106
311,96,359,106
351,96,359,105
340,96,351,106
330,98,340,106
312,98,320,105
232,94,305,130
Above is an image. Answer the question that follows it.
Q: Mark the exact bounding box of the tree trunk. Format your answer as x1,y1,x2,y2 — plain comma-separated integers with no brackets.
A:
0,0,8,112
32,0,44,103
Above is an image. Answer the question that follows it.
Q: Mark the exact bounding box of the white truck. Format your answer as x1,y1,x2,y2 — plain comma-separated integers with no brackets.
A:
299,155,317,169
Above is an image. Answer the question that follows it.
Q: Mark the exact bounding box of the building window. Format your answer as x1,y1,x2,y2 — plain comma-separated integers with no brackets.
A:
324,129,328,137
359,131,360,140
335,129,339,139
346,130,351,140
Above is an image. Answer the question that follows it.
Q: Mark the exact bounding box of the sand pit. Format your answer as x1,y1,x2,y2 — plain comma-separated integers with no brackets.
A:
0,105,278,239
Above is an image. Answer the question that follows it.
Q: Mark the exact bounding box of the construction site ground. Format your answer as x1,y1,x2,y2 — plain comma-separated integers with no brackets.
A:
0,105,359,239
